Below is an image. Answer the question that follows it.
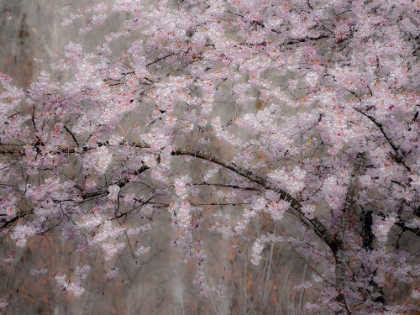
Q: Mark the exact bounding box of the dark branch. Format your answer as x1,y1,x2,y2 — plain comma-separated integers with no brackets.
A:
171,147,339,253
335,152,365,310
354,108,410,172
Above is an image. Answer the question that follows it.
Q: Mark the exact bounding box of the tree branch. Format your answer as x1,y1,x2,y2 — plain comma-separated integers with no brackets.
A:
335,152,365,313
171,147,339,253
354,108,410,172
0,142,337,254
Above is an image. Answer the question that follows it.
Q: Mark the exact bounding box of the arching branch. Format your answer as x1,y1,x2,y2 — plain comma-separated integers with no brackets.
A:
171,147,339,253
0,142,338,253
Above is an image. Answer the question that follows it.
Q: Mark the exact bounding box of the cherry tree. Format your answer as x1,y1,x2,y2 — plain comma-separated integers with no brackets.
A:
1,0,420,313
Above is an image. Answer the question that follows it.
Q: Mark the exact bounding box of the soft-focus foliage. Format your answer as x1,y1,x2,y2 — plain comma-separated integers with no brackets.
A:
0,0,420,314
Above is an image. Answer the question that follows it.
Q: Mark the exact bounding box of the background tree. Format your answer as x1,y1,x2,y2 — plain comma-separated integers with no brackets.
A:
0,0,420,314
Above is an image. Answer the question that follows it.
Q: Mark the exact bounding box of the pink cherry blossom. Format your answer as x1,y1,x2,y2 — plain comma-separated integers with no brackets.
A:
0,0,419,313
